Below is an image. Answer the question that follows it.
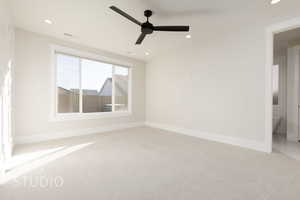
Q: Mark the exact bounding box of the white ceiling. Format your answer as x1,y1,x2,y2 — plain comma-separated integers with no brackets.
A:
9,0,300,61
143,0,261,17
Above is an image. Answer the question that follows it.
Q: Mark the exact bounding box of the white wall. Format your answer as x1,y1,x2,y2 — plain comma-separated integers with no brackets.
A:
14,29,145,143
0,0,14,81
146,3,300,152
0,0,14,178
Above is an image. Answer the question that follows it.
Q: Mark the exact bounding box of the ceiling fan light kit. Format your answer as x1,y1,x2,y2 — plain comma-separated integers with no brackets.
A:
110,6,190,45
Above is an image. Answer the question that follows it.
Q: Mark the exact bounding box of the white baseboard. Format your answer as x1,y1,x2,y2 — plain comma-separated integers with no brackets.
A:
15,121,145,144
145,121,268,153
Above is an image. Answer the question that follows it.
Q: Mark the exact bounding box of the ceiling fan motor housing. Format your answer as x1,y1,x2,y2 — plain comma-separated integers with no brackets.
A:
142,22,154,34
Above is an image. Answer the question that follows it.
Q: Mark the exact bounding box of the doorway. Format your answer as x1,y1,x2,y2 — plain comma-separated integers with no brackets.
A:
267,18,300,159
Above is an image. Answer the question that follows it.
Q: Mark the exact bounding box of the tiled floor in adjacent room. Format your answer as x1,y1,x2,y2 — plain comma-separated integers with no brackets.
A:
273,134,300,161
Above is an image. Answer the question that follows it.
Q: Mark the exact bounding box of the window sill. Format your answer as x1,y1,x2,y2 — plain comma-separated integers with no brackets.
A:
49,111,132,122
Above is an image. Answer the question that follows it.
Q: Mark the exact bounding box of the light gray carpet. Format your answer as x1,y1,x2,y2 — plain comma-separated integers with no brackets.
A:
1,127,300,200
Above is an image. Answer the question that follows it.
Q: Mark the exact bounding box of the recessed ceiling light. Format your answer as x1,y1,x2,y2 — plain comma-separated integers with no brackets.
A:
186,34,191,39
145,52,150,56
44,19,53,24
271,0,281,5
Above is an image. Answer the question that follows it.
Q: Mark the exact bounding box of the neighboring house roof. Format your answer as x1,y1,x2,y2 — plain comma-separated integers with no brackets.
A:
98,77,127,97
99,78,112,96
59,87,99,96
58,87,72,95
58,76,128,97
82,89,99,96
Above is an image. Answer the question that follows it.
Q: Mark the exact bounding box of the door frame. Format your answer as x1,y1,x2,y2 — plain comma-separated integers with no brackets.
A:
265,17,300,153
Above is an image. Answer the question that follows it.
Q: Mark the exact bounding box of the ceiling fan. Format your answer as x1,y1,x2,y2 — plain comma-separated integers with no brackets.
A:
110,6,190,45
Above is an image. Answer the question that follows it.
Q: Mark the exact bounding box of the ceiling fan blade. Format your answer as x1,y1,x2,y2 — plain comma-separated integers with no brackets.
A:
135,33,146,45
110,6,142,26
153,26,190,32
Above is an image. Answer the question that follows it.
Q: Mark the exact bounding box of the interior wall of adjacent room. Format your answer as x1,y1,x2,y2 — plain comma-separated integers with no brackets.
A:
273,49,287,135
14,29,145,141
145,2,300,150
286,45,300,141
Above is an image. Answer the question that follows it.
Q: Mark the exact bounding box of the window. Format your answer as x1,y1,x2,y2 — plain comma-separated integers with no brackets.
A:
57,54,80,113
54,49,131,118
81,59,113,113
114,66,129,112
